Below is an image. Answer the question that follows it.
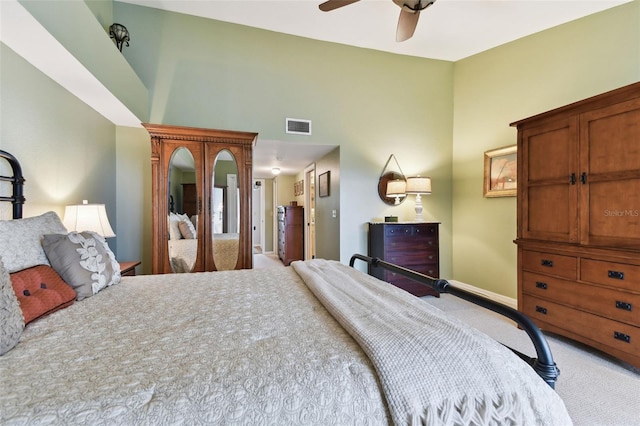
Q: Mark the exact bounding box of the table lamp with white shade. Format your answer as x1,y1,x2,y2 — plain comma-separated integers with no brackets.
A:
385,179,407,205
63,200,116,238
405,176,432,221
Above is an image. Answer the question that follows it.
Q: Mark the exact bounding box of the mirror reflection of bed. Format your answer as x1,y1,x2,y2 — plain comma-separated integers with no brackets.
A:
167,147,197,273
211,149,240,271
167,147,241,273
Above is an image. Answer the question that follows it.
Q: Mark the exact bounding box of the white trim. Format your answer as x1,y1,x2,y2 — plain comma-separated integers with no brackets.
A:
446,280,517,309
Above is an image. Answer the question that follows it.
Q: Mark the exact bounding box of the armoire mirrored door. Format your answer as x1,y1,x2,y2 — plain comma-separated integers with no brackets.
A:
144,123,257,274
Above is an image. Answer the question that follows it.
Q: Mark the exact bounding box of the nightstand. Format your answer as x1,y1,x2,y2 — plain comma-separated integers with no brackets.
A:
119,261,141,277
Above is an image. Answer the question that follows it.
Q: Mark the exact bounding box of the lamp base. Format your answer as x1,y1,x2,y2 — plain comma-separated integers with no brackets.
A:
413,193,424,222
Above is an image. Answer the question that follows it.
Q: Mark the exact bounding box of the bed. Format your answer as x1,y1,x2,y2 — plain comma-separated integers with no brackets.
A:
0,150,572,425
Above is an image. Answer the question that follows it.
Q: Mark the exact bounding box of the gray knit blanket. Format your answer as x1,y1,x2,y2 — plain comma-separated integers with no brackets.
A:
292,259,573,426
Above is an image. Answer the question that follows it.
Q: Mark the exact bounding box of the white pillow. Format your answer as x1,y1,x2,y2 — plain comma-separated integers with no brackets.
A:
168,213,182,240
0,211,67,273
177,213,197,239
0,256,24,355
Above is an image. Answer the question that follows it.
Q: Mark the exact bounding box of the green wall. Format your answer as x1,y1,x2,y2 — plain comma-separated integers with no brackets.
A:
451,1,640,298
0,43,119,253
3,0,638,295
114,2,455,274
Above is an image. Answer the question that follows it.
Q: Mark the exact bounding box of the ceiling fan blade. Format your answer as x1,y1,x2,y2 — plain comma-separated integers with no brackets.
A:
319,0,360,12
396,9,420,42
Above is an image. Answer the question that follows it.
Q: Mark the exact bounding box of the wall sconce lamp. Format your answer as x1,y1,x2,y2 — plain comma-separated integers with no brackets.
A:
405,176,432,221
109,23,130,52
385,179,407,205
63,200,116,238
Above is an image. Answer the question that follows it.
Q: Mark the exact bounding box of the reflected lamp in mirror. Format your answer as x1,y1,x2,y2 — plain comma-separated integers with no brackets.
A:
63,200,116,238
386,179,406,205
405,176,432,221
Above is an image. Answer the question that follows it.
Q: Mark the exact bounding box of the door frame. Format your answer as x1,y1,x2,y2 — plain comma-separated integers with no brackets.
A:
304,163,316,259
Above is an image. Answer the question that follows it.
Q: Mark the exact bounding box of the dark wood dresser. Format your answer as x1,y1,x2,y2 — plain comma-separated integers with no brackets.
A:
277,206,304,266
368,222,439,297
512,82,640,368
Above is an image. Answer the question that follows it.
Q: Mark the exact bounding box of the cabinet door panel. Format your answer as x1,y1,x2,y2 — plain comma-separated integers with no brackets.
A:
521,118,579,242
581,99,640,247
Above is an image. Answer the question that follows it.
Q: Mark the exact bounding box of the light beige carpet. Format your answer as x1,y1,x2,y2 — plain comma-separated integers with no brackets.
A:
422,294,640,426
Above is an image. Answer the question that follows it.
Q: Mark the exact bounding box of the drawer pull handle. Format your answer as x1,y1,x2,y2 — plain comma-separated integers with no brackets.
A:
613,331,631,343
541,259,554,267
535,306,547,315
608,270,625,280
615,301,633,311
535,281,548,290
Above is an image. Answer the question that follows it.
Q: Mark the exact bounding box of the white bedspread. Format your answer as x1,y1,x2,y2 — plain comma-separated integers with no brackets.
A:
168,238,197,273
1,266,388,425
1,260,571,425
292,259,573,426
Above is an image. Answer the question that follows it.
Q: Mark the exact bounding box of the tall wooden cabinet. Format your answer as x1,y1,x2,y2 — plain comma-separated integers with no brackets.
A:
277,206,304,266
512,82,640,368
144,123,257,274
368,222,439,297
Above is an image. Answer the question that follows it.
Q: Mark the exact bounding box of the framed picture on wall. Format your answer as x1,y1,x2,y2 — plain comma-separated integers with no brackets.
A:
483,145,517,198
319,171,330,197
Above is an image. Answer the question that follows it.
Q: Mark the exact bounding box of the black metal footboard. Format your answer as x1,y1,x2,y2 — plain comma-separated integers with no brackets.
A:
349,254,560,389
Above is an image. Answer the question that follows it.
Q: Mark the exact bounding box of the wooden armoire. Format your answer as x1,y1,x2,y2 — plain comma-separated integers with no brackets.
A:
144,123,257,274
512,82,640,368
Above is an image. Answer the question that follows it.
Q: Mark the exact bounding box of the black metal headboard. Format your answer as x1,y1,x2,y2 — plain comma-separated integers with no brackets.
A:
0,150,25,219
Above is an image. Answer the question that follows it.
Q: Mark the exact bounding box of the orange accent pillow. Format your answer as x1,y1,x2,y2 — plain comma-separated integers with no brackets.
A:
10,265,76,324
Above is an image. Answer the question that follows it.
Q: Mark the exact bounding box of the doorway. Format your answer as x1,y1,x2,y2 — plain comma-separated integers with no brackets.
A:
252,179,265,254
304,164,316,259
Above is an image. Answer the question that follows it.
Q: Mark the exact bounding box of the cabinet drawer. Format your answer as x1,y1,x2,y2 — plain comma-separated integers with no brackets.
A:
384,224,437,237
385,263,438,281
523,271,640,326
387,235,437,251
581,259,640,292
521,250,577,279
523,295,639,357
385,251,437,266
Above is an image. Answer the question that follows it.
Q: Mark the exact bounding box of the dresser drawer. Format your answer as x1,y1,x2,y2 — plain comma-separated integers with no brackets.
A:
384,224,437,237
581,259,640,292
521,250,577,279
385,262,438,281
523,295,639,357
523,271,640,327
384,249,437,265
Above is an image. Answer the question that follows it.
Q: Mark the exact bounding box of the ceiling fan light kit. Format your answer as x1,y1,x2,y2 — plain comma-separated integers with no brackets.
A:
319,0,436,42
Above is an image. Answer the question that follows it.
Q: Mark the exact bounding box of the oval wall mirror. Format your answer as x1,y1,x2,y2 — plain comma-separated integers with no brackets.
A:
212,149,239,271
167,147,198,273
378,172,406,206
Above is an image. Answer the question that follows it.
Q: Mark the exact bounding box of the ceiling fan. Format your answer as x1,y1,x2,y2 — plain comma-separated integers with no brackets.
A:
319,0,436,42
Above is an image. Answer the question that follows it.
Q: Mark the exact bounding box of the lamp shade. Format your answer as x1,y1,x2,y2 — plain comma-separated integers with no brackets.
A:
405,176,432,194
386,179,407,197
63,203,115,238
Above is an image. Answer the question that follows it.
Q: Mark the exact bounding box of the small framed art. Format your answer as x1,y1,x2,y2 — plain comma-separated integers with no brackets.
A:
483,145,517,198
319,171,330,197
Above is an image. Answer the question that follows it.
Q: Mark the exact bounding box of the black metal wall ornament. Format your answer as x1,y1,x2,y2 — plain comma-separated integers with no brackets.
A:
109,23,130,52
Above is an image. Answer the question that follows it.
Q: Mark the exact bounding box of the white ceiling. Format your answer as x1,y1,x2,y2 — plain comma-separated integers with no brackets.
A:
2,0,629,179
120,0,630,61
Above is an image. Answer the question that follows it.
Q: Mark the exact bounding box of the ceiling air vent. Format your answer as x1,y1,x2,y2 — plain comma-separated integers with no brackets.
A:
286,118,312,135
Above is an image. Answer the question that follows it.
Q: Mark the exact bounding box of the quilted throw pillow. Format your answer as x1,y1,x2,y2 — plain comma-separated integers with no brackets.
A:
42,231,121,300
9,265,76,324
178,219,196,239
0,211,67,273
0,257,24,355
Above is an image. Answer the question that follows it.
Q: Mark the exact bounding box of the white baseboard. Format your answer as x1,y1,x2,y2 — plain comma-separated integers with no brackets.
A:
446,280,517,309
